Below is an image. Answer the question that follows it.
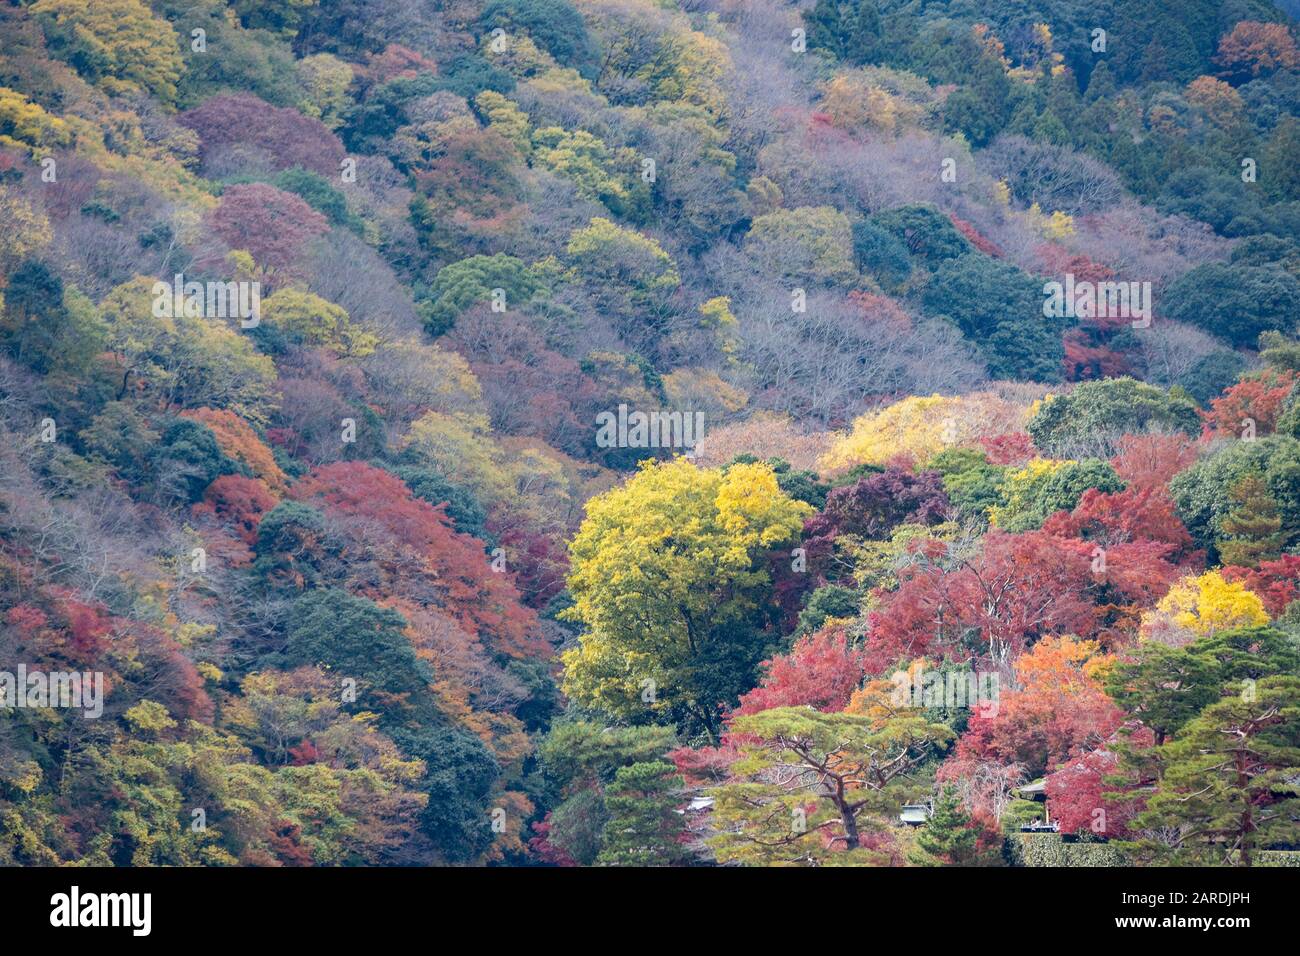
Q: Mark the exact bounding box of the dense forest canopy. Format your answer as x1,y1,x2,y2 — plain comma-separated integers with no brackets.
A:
1,0,1300,867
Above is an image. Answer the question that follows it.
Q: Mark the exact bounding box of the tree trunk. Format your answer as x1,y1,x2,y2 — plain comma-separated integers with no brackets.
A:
838,798,860,850
1236,745,1252,867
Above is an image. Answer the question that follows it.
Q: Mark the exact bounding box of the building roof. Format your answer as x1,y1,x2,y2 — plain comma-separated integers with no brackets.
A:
899,804,930,825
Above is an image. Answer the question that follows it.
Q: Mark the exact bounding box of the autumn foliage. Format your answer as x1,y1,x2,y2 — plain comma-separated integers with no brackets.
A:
290,462,545,659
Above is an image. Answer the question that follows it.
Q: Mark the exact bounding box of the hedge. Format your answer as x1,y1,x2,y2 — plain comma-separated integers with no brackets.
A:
1008,836,1300,867
1006,833,1130,867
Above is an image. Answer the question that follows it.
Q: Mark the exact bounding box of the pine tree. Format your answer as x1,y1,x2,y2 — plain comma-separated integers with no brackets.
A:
1217,474,1288,568
1123,676,1300,866
596,761,689,867
909,787,987,866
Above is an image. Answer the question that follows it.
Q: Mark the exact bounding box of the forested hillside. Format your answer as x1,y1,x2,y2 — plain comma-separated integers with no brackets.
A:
2,0,1300,867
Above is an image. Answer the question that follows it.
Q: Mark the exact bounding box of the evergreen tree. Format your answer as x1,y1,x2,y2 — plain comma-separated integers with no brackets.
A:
1218,474,1289,568
803,0,883,65
909,787,989,866
1122,676,1300,866
596,761,689,867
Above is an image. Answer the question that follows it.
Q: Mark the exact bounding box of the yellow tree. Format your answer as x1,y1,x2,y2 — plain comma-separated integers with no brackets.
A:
561,458,811,738
744,206,856,285
987,456,1071,528
820,74,903,132
31,0,184,103
0,87,72,155
532,127,647,216
565,217,680,297
402,410,511,507
297,53,353,130
0,186,52,269
475,91,532,157
261,288,378,358
1140,570,1270,646
821,391,1030,471
99,276,276,424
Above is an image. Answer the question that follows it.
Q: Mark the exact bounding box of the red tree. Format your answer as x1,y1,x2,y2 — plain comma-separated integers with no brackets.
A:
949,214,1003,257
954,636,1123,777
207,183,330,277
978,432,1036,465
195,474,277,546
867,531,1100,670
1109,433,1200,490
733,625,867,716
1042,485,1195,555
1202,369,1298,438
1044,727,1154,838
178,92,346,175
290,462,546,658
357,44,439,86
1222,554,1300,616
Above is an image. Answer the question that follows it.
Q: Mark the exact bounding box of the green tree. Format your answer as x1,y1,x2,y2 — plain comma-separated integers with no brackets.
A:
870,204,970,268
546,789,608,865
253,500,327,586
271,168,360,230
100,276,277,426
1104,642,1219,746
596,761,689,866
1263,117,1300,203
1027,377,1200,457
943,55,1014,147
1217,474,1289,568
909,786,990,866
922,253,1063,382
1162,263,1300,348
1178,350,1248,405
535,720,678,865
478,0,599,76
803,0,884,65
795,584,859,636
1106,626,1300,746
707,694,952,865
0,260,104,376
1122,676,1300,866
79,401,160,482
1169,435,1300,556
284,589,432,709
150,417,241,503
1259,331,1300,373
851,219,912,290
230,0,320,37
995,458,1125,533
537,721,678,791
420,254,540,337
928,448,1008,526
